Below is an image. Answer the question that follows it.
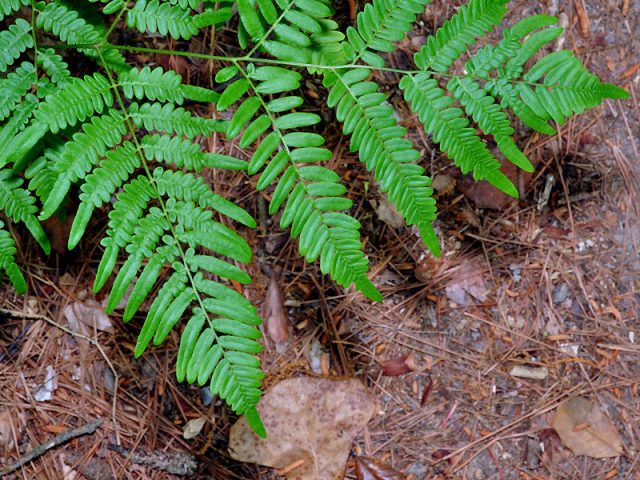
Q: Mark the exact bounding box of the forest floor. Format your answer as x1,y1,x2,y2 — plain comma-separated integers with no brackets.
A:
0,0,638,479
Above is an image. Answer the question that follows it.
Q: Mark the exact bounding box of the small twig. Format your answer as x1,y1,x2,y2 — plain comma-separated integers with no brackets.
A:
108,443,198,476
1,418,103,475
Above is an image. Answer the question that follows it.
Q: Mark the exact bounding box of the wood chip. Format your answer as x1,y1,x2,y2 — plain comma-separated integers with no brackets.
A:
510,365,549,380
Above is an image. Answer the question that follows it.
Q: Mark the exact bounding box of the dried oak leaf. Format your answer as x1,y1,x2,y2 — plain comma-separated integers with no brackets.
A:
229,376,376,480
552,396,623,458
355,456,405,480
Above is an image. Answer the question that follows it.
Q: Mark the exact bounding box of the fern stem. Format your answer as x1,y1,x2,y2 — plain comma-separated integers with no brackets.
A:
102,3,130,45
81,42,597,93
30,0,38,88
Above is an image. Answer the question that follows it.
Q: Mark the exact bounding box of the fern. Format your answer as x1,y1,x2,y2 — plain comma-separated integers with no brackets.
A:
398,0,626,195
36,1,128,72
0,0,628,437
0,19,33,73
13,64,264,435
0,0,30,21
0,168,51,257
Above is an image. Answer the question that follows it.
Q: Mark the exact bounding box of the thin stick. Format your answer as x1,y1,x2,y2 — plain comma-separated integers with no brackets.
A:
1,419,103,475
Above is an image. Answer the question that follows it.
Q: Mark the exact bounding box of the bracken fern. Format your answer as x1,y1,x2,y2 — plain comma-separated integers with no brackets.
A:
0,0,628,436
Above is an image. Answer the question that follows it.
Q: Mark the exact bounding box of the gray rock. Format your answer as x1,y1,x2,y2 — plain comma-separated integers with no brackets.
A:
552,283,570,304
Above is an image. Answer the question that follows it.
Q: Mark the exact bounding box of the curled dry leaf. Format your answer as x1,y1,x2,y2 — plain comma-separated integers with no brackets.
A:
355,456,405,480
229,376,376,480
381,353,416,376
552,396,623,458
262,269,289,352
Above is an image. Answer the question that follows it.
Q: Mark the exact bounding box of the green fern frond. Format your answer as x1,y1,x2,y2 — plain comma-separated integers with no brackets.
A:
447,77,533,172
23,137,65,202
414,0,508,72
237,0,345,68
31,72,113,134
0,19,33,73
344,0,429,67
126,0,232,40
0,220,27,294
36,1,127,72
37,48,72,87
91,168,264,434
325,0,440,254
0,62,36,122
0,168,50,254
118,66,192,104
0,0,29,21
401,0,628,197
16,58,266,433
0,94,39,164
401,72,517,196
39,109,127,219
128,102,227,138
466,14,628,133
218,64,381,300
325,69,440,254
1,72,114,171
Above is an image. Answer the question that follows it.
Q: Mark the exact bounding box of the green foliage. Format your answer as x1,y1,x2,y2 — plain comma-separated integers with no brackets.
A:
401,0,626,194
125,0,233,40
0,0,627,437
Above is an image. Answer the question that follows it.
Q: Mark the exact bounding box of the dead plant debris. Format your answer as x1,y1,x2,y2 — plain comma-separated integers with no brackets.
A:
229,376,376,480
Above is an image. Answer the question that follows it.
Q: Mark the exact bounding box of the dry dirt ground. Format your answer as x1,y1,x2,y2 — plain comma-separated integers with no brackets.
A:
0,1,638,479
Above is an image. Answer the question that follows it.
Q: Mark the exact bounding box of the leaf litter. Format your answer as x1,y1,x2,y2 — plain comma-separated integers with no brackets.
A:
552,396,623,458
355,456,405,480
229,376,376,480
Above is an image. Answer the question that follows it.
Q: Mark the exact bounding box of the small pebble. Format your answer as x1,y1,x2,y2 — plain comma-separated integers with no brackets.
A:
201,387,214,406
552,283,570,304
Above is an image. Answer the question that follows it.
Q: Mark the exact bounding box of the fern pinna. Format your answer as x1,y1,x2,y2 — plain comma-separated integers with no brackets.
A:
0,0,628,436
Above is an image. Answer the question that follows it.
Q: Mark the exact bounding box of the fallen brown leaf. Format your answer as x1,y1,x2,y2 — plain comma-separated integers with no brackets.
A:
381,353,416,376
355,456,405,480
63,300,113,337
552,396,623,458
374,196,404,229
262,269,289,352
229,376,376,480
458,151,533,210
